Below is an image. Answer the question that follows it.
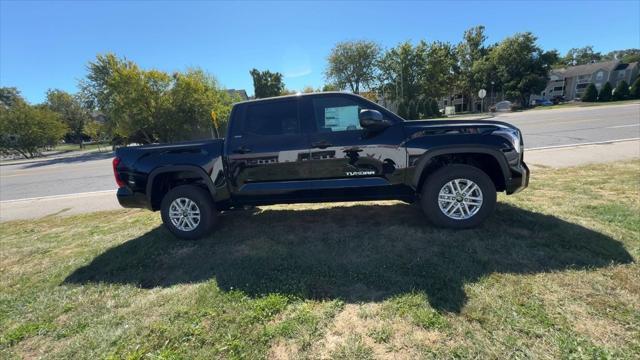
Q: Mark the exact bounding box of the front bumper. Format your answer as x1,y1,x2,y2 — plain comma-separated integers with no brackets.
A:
116,187,150,209
505,161,529,195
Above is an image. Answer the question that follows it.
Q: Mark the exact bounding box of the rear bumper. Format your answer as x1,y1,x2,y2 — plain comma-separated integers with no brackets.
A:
505,161,529,195
116,187,150,209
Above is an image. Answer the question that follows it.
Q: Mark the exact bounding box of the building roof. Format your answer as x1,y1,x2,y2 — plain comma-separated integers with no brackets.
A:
225,89,249,101
552,60,619,78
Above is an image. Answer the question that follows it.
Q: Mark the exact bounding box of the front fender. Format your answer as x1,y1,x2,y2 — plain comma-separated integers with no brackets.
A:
409,145,511,189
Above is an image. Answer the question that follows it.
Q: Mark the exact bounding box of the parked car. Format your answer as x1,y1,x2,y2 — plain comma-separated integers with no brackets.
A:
532,99,553,106
114,92,529,239
494,100,513,112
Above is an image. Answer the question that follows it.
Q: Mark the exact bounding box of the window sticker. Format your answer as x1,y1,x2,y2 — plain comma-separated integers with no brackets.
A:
324,105,359,131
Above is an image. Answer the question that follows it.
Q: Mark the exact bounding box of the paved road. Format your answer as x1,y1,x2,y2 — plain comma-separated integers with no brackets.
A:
0,152,115,201
1,102,638,202
495,103,640,148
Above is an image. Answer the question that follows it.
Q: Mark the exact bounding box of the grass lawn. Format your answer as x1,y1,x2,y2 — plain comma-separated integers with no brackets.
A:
52,142,110,152
1,161,638,359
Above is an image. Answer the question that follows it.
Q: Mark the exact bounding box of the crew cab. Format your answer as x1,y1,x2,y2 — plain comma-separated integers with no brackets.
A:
114,92,529,239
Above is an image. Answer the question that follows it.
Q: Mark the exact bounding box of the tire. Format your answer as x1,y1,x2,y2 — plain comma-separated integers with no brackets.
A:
160,185,217,240
420,164,496,229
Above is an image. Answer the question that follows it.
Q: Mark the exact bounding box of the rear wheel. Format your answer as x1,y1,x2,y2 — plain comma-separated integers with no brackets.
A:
160,185,217,240
420,164,496,228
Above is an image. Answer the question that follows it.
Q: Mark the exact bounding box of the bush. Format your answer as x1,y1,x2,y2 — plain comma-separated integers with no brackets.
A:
598,82,612,102
630,77,640,99
0,104,68,158
612,80,630,101
581,83,598,102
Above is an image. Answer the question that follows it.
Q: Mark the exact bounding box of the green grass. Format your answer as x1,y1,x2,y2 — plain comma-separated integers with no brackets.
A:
1,161,638,359
52,142,110,152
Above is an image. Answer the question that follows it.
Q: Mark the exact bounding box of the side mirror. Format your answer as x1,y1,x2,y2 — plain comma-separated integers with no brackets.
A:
359,109,390,131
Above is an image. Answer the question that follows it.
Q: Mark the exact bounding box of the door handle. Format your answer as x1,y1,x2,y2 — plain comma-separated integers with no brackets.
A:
233,146,252,154
312,140,332,149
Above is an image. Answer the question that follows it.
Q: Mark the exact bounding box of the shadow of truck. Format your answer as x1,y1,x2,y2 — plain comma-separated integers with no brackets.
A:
64,203,633,313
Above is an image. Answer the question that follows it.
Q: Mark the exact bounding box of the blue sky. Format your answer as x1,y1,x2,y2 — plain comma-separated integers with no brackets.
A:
1,0,639,103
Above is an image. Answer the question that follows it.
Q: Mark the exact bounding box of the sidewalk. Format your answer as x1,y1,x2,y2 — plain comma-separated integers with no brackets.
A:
525,139,640,169
0,190,121,222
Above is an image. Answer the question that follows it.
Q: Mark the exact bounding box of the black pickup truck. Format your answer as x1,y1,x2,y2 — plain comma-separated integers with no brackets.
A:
114,92,529,239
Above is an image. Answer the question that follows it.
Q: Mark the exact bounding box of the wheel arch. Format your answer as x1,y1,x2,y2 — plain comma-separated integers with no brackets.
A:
147,165,216,211
412,147,510,193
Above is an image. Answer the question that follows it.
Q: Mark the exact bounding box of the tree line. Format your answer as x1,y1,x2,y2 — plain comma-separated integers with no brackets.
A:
2,26,639,157
1,54,240,158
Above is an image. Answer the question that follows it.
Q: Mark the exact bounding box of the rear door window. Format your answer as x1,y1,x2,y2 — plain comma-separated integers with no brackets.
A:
244,99,298,136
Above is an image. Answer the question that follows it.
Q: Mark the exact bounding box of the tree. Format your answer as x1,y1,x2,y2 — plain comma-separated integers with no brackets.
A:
0,103,68,158
604,49,640,63
378,41,426,118
581,83,598,102
488,32,556,107
321,83,340,92
250,69,284,98
612,80,630,101
561,46,602,66
0,87,25,109
80,54,236,143
45,89,90,148
456,26,488,111
158,69,235,142
430,99,440,117
325,40,381,93
421,41,459,100
630,77,640,99
598,82,613,102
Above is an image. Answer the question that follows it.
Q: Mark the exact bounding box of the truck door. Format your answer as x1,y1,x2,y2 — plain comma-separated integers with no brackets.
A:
225,98,311,200
302,94,408,196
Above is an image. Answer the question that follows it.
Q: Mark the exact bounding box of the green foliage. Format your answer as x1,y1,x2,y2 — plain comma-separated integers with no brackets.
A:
489,32,556,107
249,68,284,98
0,103,68,158
378,41,426,117
430,98,440,116
598,82,613,102
581,83,598,102
0,87,25,109
604,48,640,63
421,41,459,99
325,40,381,93
630,77,640,99
560,46,602,66
80,54,235,143
613,80,630,100
45,89,90,145
321,83,340,92
456,26,488,102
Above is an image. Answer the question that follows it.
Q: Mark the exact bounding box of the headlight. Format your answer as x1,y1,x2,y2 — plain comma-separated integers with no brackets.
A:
493,127,521,153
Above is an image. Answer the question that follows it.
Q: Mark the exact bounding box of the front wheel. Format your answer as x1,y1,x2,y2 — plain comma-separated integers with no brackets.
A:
420,164,496,229
160,185,217,240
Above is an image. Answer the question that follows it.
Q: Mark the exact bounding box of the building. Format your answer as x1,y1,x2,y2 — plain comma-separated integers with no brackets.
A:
537,60,639,101
225,89,249,101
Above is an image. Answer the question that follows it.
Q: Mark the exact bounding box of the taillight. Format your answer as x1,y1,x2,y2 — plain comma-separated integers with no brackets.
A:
112,157,126,188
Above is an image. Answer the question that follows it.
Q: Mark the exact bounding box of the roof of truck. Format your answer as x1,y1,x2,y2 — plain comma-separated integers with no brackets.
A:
234,91,366,105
